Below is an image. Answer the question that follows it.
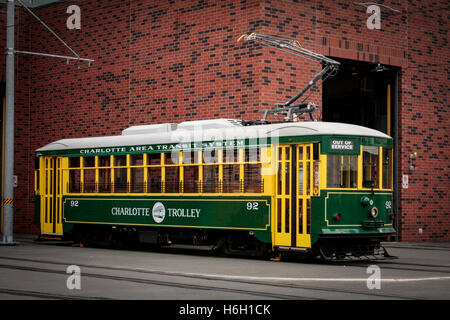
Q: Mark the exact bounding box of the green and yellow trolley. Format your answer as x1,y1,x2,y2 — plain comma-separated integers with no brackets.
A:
35,119,395,259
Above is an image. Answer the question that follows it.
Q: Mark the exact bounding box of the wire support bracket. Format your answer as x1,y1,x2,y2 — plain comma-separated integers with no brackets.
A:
238,33,340,122
13,0,94,67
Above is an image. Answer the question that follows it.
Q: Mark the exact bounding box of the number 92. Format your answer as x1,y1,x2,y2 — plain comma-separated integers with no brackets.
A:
246,202,258,211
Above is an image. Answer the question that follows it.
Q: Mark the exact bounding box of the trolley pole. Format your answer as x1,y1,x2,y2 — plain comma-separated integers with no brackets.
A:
0,1,93,244
2,0,15,245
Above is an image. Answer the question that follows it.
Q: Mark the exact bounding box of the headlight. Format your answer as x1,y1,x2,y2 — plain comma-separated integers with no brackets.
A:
370,206,379,218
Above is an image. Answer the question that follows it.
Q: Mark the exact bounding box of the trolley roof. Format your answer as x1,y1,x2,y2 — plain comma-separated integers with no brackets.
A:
36,120,392,156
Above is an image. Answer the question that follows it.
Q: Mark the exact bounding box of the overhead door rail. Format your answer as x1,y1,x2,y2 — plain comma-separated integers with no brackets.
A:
238,33,340,122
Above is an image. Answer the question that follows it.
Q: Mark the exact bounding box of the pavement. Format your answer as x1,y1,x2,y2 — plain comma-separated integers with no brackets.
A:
0,234,448,302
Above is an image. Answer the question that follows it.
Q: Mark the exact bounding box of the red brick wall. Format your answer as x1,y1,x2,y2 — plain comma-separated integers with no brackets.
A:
1,0,448,241
395,1,449,241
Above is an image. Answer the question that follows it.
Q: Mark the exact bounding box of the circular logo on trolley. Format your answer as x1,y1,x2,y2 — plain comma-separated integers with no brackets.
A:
152,202,165,224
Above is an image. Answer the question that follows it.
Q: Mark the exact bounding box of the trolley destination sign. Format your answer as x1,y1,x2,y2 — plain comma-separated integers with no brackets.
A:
330,139,354,150
321,136,361,155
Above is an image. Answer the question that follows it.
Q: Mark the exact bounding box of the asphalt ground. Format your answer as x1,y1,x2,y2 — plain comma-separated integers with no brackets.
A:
0,234,448,307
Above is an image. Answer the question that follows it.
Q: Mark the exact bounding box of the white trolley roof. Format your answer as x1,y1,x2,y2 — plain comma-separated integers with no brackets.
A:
36,119,391,154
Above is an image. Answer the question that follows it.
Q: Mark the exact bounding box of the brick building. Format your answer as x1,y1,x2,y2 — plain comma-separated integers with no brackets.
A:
0,0,448,241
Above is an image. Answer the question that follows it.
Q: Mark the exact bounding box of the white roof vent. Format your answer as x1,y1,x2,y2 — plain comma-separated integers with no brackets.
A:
177,119,242,131
122,123,177,136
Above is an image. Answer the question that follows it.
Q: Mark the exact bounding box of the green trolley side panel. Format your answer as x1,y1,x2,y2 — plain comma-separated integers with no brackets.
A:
315,190,396,235
62,196,272,243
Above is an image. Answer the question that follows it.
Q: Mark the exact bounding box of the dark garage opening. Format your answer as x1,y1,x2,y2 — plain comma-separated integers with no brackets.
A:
323,58,398,136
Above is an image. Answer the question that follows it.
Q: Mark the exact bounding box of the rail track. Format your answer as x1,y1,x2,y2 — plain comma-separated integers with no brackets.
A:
1,251,446,300
1,237,449,300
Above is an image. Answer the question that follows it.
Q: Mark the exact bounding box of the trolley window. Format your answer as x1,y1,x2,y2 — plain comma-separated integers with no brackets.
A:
147,153,162,193
183,165,200,193
382,147,393,189
68,157,81,193
69,169,81,193
244,163,261,192
83,156,96,193
182,150,200,165
69,157,80,168
203,165,219,193
130,155,144,193
362,146,379,188
244,148,262,193
165,167,180,193
114,155,128,193
98,156,111,193
223,148,240,193
164,153,180,193
327,155,358,188
147,166,162,193
223,164,240,193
